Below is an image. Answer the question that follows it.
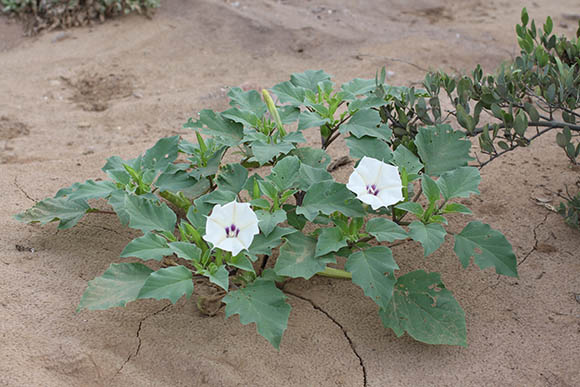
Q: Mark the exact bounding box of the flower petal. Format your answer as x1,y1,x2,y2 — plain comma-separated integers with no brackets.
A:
377,187,404,207
376,163,403,191
355,157,381,185
357,193,385,210
203,217,227,246
346,170,367,196
216,237,246,256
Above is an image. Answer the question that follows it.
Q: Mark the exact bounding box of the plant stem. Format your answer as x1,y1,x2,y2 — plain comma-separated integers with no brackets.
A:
316,266,352,279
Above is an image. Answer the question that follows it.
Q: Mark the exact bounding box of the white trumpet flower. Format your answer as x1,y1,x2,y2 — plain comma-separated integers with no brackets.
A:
346,156,404,210
203,201,260,256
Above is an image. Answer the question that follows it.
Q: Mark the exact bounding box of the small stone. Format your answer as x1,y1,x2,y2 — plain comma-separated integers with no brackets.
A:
132,91,143,99
77,122,91,129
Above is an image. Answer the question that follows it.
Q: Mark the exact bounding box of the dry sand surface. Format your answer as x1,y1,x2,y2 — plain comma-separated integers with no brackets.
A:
1,1,580,386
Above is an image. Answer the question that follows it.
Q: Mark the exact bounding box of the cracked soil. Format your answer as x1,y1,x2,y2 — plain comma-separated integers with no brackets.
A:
1,0,579,386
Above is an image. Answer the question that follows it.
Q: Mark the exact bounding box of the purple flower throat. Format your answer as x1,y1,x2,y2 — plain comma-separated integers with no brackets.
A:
225,224,240,238
366,184,379,196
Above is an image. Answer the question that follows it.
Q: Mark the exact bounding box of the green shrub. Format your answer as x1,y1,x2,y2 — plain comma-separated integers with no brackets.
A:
1,0,160,34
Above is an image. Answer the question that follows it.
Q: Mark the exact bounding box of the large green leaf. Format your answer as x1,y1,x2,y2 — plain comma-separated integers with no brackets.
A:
14,197,89,230
138,266,193,303
203,265,229,291
120,233,173,261
408,221,447,257
143,136,180,172
453,221,518,277
266,155,300,191
77,263,153,311
437,167,481,200
169,241,202,262
217,163,248,194
124,195,177,233
366,218,407,242
223,278,291,349
296,181,365,221
193,110,244,147
339,109,392,141
271,81,305,106
274,232,335,279
346,246,399,309
251,140,295,165
256,209,287,237
222,107,261,128
340,78,376,100
379,270,466,346
392,145,423,177
315,227,348,257
297,163,333,190
298,111,330,131
289,147,331,169
345,136,393,161
415,124,472,176
248,227,296,258
61,180,118,201
421,174,441,204
290,69,332,91
228,87,267,116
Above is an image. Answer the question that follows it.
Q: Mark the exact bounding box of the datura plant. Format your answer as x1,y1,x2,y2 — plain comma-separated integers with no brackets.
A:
15,68,520,349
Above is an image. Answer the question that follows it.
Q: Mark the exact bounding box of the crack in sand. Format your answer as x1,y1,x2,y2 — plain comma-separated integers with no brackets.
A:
518,212,551,267
112,303,171,380
284,290,367,387
13,176,37,202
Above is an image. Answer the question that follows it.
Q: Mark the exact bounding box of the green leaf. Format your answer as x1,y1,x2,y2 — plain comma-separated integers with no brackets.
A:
297,163,333,190
392,145,423,177
415,125,472,176
62,180,117,201
256,209,287,237
345,136,393,161
274,232,335,279
204,265,229,291
143,136,180,172
340,109,392,141
217,163,248,194
346,246,398,309
15,197,89,230
102,155,141,185
169,241,202,262
296,181,365,221
271,81,306,106
228,87,267,116
315,227,348,257
229,254,255,273
453,221,518,277
395,202,424,217
77,263,153,311
366,218,407,242
436,167,481,200
137,266,193,303
379,270,466,346
222,107,261,128
347,96,385,112
120,233,173,261
290,69,331,91
195,110,244,147
251,140,294,165
442,203,472,215
267,155,300,191
124,195,177,233
340,78,376,100
248,227,296,257
298,111,330,131
408,221,447,257
289,147,331,168
107,190,131,225
223,278,291,349
421,175,440,204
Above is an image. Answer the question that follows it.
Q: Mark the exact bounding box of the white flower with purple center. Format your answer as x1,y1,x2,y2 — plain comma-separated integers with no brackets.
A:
203,201,260,256
346,156,404,210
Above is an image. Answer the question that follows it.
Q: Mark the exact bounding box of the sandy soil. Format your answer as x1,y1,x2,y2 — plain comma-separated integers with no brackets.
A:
1,1,580,386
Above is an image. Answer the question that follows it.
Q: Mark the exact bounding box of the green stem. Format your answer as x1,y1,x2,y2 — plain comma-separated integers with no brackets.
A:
316,266,352,279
